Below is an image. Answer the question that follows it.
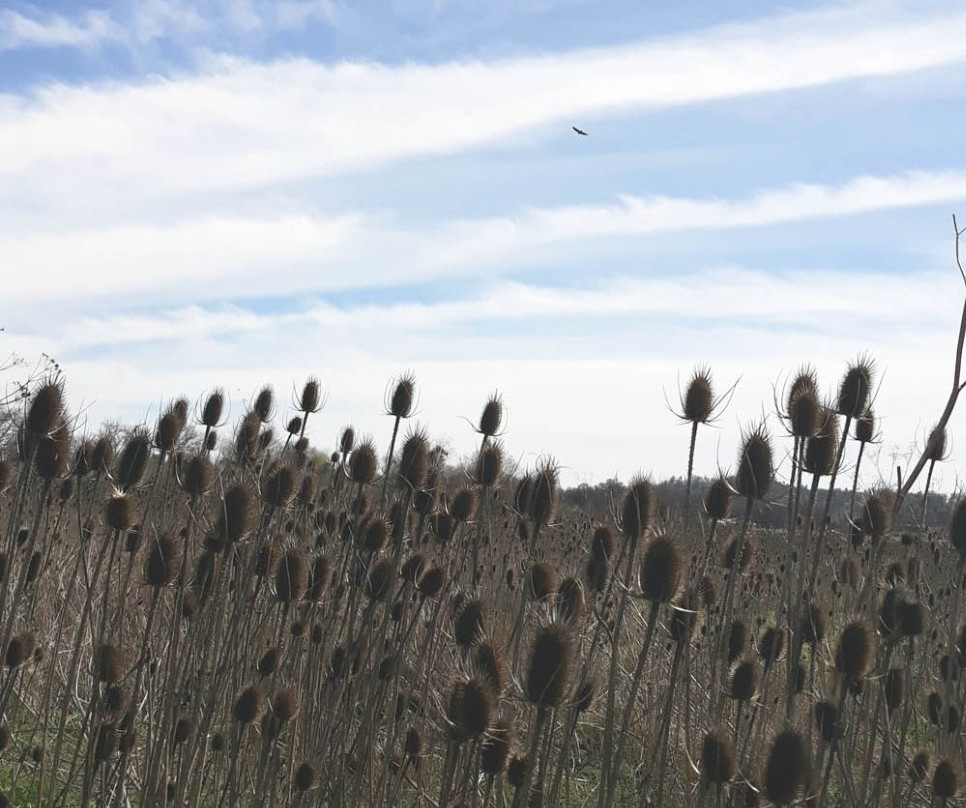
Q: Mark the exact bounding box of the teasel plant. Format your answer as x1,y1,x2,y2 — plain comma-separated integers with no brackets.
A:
382,372,416,505
666,365,738,522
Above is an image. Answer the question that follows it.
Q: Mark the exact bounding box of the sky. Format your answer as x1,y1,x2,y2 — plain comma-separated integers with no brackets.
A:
2,0,966,497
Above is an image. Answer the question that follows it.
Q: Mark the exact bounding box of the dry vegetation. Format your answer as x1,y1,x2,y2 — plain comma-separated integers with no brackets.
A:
1,227,966,808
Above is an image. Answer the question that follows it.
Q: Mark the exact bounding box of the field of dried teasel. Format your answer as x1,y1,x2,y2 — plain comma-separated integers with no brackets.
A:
0,223,966,808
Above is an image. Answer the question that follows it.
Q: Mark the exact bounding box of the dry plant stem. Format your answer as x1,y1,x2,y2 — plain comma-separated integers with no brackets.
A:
511,707,550,808
940,556,966,756
848,439,866,518
821,413,853,533
610,600,661,805
684,420,699,523
382,414,402,506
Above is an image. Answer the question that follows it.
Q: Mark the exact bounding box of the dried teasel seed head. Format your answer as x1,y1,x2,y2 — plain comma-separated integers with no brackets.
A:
34,421,70,479
911,751,931,783
262,464,297,509
5,632,36,668
478,393,504,437
299,376,323,413
106,494,134,533
836,356,875,418
800,602,826,645
701,730,736,783
574,680,595,713
804,408,839,477
481,718,512,775
526,562,558,602
556,576,585,625
294,762,316,792
764,730,811,806
757,626,785,670
348,440,378,485
95,644,123,683
475,441,503,488
448,677,494,740
835,620,873,680
703,477,732,522
683,366,714,424
925,424,948,462
233,685,265,724
398,429,429,491
735,424,773,501
884,667,905,712
366,558,395,602
144,534,182,588
417,566,445,599
154,407,183,453
218,485,255,544
252,385,274,423
933,759,959,800
722,536,754,573
591,525,615,560
620,475,654,543
271,687,298,722
729,660,760,702
813,701,842,743
201,389,225,427
528,459,559,529
114,428,151,492
639,534,681,603
25,380,64,436
858,489,893,542
258,648,279,678
275,550,309,603
789,387,821,439
454,599,486,648
727,620,748,664
388,373,416,419
451,488,477,523
404,727,424,762
473,641,509,695
181,454,213,497
525,623,573,708
898,599,924,637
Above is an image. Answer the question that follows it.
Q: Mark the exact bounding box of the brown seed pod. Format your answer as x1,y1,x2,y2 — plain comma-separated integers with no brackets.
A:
813,701,842,743
348,440,378,485
478,393,504,438
387,373,416,419
525,624,573,708
106,494,133,533
233,685,266,724
271,687,298,722
620,475,654,543
683,367,714,424
949,497,966,558
404,727,424,763
154,408,183,452
835,620,873,680
454,599,486,648
884,667,905,712
789,387,821,439
299,376,324,413
275,550,309,603
591,525,615,560
481,718,512,775
307,555,332,601
34,421,70,479
95,644,123,683
25,380,64,436
556,577,585,625
669,590,699,644
764,730,811,806
448,677,494,740
758,626,785,670
526,563,558,602
836,356,875,418
735,424,773,501
911,751,931,783
201,389,225,427
144,534,182,588
366,558,395,602
703,477,732,521
729,660,760,702
933,759,959,800
801,602,826,645
263,464,297,509
854,409,875,443
528,459,559,529
803,408,839,477
639,534,681,603
181,454,213,497
92,435,115,474
258,648,279,678
898,600,924,637
398,429,430,490
416,566,445,599
727,620,748,664
722,536,754,573
252,385,274,423
5,632,36,668
473,641,509,695
114,428,151,492
475,441,503,488
701,730,736,784
218,485,255,544
294,762,316,792
451,488,477,523
858,490,893,542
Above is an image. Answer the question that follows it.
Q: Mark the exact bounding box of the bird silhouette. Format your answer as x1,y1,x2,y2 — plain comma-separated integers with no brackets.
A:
572,126,588,136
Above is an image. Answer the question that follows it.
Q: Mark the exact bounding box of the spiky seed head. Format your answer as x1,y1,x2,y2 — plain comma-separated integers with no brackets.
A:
911,752,930,783
507,755,527,789
5,633,36,668
294,762,316,792
526,624,573,708
722,536,754,573
591,526,615,560
898,600,925,637
764,730,811,806
233,685,265,723
854,409,875,443
639,535,681,603
275,550,309,603
859,490,893,541
683,367,714,424
727,621,748,664
73,442,93,477
813,701,841,743
398,429,429,490
400,553,427,585
669,591,699,643
701,731,736,783
359,518,389,553
514,474,532,515
201,389,224,427
836,357,875,417
835,620,873,680
416,566,445,599
704,477,732,521
584,555,608,594
803,409,839,477
299,377,323,413
925,425,948,462
144,534,182,587
252,385,274,423
933,759,959,800
556,577,585,625
479,393,504,437
271,687,298,722
348,440,378,485
526,563,558,602
481,718,513,775
729,660,760,701
404,727,424,763
787,366,818,412
451,488,477,523
92,435,114,474
154,409,183,452
476,441,503,488
789,388,820,439
387,373,415,419
219,485,255,544
366,558,395,602
448,678,494,740
262,465,297,509
529,460,559,529
884,667,905,712
106,494,133,533
258,648,279,677
26,380,64,436
620,475,654,543
96,644,123,683
34,422,70,479
454,599,486,648
735,424,773,501
113,429,151,492
758,626,785,669
181,454,213,498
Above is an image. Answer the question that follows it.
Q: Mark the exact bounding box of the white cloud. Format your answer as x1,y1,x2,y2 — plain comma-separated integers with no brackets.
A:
0,8,122,51
3,2,966,204
1,169,964,306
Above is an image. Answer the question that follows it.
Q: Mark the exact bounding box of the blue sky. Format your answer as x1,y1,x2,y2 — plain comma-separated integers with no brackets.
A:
3,0,966,494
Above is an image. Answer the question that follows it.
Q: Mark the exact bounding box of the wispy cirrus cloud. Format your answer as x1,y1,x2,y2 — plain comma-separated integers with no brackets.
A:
0,8,123,51
1,169,964,306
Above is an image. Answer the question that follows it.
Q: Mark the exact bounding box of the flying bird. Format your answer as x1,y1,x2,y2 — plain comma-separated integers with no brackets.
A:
572,126,588,136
